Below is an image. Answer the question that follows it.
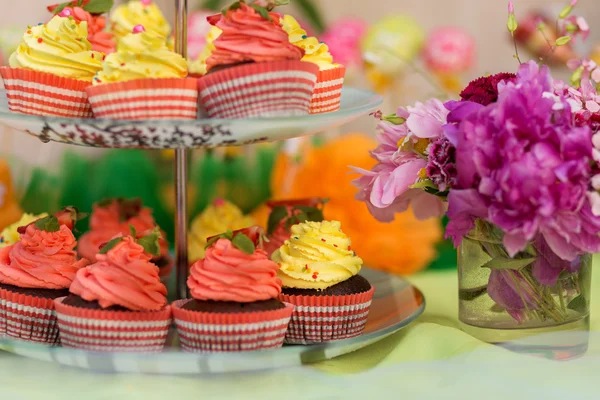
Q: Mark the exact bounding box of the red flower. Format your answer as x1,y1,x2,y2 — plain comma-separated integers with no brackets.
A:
459,73,517,106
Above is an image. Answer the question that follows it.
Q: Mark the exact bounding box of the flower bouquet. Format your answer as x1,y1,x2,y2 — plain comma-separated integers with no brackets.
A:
353,1,599,342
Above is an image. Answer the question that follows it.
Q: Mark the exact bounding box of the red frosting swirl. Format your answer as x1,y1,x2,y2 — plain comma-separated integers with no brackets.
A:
206,3,304,71
0,224,88,289
70,236,167,311
79,201,169,264
188,238,282,302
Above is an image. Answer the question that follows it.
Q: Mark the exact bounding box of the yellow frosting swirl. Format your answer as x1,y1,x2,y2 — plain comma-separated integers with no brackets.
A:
0,213,48,248
188,200,255,263
188,26,222,76
281,15,337,71
9,16,104,81
272,220,362,290
94,31,188,84
110,0,171,44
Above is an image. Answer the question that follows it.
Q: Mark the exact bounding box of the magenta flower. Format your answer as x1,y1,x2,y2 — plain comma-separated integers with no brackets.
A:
487,270,538,323
445,61,600,261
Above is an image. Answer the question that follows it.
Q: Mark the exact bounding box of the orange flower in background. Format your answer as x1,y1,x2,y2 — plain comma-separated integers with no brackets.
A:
0,159,23,231
265,133,442,275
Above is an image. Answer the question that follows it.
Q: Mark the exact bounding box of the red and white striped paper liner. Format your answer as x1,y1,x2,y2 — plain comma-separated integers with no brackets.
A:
172,299,294,353
0,287,62,345
0,67,93,118
198,60,319,119
54,298,172,353
86,78,199,120
279,285,375,344
309,66,346,115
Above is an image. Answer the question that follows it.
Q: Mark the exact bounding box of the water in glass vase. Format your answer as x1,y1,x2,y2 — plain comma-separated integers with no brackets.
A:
458,220,591,359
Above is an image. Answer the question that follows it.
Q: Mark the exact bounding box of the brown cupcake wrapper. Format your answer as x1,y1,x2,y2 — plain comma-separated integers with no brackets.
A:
310,65,346,114
172,299,294,352
0,286,61,345
86,78,199,120
54,297,172,352
278,285,374,344
0,67,93,118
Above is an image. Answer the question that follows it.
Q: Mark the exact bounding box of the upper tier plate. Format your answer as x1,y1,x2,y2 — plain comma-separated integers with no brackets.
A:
0,87,381,149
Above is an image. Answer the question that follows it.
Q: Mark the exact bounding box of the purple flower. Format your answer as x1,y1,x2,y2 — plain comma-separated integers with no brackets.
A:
532,236,582,286
487,270,538,323
445,61,600,260
426,137,457,192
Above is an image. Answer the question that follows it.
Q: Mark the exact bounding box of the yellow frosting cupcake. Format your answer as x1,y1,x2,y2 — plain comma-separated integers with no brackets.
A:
272,220,363,290
281,15,338,71
188,199,255,263
188,26,222,76
110,0,171,44
93,30,188,84
9,16,104,81
0,213,48,248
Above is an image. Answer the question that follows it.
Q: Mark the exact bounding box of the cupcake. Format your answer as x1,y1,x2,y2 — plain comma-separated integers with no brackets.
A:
86,27,197,120
48,1,115,53
188,198,254,264
188,25,221,77
0,208,88,345
264,198,326,257
78,198,173,284
110,0,171,45
281,15,346,114
0,16,104,118
272,220,374,344
0,212,48,248
198,1,319,118
173,227,293,352
55,230,171,352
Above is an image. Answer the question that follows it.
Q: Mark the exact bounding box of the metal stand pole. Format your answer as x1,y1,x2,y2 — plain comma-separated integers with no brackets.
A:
174,0,189,300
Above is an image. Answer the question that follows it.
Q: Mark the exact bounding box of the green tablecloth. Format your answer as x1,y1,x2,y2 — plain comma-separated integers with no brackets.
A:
2,261,599,400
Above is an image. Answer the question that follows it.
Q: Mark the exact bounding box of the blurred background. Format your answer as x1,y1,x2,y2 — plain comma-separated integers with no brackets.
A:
1,0,599,276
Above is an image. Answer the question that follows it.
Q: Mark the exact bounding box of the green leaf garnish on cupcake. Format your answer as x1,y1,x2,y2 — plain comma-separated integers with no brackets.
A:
99,226,162,256
267,198,328,235
205,226,268,255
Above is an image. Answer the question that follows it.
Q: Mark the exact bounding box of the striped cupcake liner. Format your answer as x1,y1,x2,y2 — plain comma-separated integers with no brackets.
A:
0,67,93,118
309,66,346,115
279,286,374,344
198,60,319,119
0,287,62,345
54,298,172,353
86,78,199,120
172,299,294,353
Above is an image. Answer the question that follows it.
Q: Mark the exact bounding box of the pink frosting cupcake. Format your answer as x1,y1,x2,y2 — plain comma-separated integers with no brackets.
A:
54,231,172,352
197,2,319,118
172,227,293,352
0,209,88,345
78,198,173,283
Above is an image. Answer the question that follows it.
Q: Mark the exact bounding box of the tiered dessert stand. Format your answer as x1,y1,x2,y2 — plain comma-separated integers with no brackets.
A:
0,1,426,374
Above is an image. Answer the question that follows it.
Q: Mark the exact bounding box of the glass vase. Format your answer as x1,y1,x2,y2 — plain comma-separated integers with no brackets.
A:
458,219,591,359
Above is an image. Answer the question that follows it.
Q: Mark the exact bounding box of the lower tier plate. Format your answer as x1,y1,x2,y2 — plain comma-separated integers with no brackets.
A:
0,268,424,375
0,87,381,149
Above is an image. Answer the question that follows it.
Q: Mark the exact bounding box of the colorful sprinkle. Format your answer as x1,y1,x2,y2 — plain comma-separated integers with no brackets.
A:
102,55,106,61
294,237,299,240
91,53,94,58
348,246,352,251
37,38,43,43
312,272,319,280
302,35,307,39
71,25,76,29
333,244,338,248
120,63,126,67
321,238,326,242
26,30,32,34
38,23,43,26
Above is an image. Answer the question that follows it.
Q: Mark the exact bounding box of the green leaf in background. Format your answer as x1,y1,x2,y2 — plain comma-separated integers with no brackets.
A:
295,0,325,34
201,0,224,11
83,0,114,15
267,205,288,235
483,257,535,271
99,237,123,254
555,35,571,46
232,233,256,254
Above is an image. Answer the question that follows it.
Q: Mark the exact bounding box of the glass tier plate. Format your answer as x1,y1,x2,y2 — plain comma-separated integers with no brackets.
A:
0,87,382,149
0,268,424,375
